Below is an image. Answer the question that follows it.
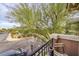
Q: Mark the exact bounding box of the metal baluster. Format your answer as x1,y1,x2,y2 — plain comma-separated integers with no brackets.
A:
37,51,40,56
40,49,43,56
43,47,45,56
35,51,39,56
46,45,47,55
46,44,48,55
46,45,48,55
43,47,44,56
44,46,46,56
41,48,43,56
33,53,35,56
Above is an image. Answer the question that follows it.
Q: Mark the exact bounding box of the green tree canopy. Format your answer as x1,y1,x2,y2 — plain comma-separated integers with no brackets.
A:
8,3,70,42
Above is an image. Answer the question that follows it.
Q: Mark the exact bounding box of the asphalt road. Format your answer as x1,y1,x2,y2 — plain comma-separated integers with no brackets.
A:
0,38,43,54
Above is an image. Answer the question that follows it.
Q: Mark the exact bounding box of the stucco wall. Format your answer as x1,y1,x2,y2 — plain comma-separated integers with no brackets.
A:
52,34,79,56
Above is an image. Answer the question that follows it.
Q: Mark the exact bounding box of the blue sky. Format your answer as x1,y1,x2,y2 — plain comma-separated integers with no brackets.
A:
0,3,20,29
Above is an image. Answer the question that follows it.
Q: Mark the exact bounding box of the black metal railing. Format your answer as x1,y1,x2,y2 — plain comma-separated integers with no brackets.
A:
27,39,53,56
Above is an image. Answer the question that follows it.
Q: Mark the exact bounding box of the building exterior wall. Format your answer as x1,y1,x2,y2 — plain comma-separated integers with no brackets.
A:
53,38,79,56
78,42,79,55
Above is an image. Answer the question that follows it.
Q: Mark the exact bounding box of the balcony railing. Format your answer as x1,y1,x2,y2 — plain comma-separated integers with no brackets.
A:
27,39,54,56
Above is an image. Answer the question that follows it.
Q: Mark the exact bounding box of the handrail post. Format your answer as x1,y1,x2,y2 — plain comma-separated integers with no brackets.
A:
49,38,54,56
52,38,54,56
31,44,33,52
51,38,53,48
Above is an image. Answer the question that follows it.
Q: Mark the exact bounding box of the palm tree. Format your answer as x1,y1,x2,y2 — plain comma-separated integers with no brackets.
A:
8,3,69,42
8,3,50,42
42,4,69,33
67,21,79,35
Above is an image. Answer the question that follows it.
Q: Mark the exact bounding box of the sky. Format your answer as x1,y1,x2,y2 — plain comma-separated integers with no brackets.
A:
0,3,79,29
0,3,20,29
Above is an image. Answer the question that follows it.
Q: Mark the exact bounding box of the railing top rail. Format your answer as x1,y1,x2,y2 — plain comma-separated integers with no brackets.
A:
27,39,52,56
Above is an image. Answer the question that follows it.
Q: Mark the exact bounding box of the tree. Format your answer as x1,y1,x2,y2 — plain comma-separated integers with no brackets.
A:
66,3,79,35
8,4,50,42
42,4,69,33
8,3,69,42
